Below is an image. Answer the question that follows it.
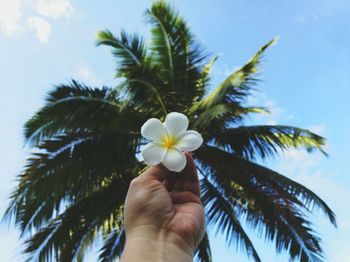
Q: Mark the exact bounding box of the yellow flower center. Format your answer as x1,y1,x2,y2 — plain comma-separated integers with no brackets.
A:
163,136,176,149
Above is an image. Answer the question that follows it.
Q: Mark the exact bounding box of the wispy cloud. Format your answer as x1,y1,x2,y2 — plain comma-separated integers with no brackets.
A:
211,65,239,79
247,91,296,125
74,63,101,85
0,0,74,43
27,16,51,43
34,0,74,19
307,125,326,135
0,0,22,35
294,0,350,24
276,148,323,177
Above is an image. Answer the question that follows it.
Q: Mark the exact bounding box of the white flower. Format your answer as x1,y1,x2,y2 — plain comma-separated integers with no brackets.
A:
140,112,203,172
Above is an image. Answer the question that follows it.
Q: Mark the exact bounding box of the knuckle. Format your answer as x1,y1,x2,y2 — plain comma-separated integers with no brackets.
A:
129,177,142,188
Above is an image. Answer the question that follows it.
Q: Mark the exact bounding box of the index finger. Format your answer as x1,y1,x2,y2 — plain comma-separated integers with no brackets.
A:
182,152,199,181
181,152,200,196
139,164,169,182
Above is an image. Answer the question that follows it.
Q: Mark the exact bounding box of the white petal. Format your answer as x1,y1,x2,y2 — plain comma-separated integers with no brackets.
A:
141,118,167,142
141,143,167,165
162,148,186,172
176,130,203,151
164,112,189,137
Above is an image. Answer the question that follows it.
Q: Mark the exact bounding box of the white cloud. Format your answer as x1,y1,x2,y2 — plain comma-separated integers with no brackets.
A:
0,0,74,41
35,0,74,19
307,125,326,135
277,148,323,176
211,65,239,78
247,91,296,125
74,63,101,85
27,16,51,43
294,0,350,24
0,0,22,35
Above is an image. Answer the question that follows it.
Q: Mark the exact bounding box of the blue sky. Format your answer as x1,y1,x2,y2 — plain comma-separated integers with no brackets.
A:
0,0,349,261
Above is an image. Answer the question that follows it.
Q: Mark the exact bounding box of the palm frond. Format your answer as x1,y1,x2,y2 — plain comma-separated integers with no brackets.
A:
195,146,335,261
145,1,174,84
196,145,336,226
24,81,137,146
5,132,139,235
23,178,128,261
99,228,125,262
76,228,98,262
97,30,168,115
191,103,259,138
96,30,146,77
213,125,327,160
195,38,276,108
193,56,219,103
145,1,209,110
200,177,261,262
190,38,277,130
194,231,212,262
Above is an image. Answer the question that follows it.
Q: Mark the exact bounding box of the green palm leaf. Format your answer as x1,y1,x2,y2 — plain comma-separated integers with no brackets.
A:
145,1,174,84
191,38,276,131
195,145,334,261
145,1,208,111
24,80,136,146
195,38,276,109
213,125,327,160
99,228,125,262
23,178,128,261
194,231,212,262
97,30,167,115
7,136,136,234
196,145,335,225
200,177,261,262
96,30,145,76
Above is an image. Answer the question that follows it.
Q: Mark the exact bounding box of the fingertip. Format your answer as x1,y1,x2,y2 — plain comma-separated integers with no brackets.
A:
184,151,193,161
182,151,198,181
183,152,194,168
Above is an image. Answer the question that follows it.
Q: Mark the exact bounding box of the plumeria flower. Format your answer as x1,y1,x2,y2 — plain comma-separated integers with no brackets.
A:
140,112,203,172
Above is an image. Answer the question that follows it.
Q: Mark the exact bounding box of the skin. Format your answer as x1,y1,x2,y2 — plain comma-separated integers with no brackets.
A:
121,152,205,262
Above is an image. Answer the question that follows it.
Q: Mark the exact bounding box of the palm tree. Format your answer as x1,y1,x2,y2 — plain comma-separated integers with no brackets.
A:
4,1,335,261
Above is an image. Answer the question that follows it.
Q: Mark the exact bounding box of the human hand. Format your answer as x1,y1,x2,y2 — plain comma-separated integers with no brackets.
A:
122,152,205,262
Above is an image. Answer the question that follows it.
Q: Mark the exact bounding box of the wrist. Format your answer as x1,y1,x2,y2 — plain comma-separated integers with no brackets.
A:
121,226,194,262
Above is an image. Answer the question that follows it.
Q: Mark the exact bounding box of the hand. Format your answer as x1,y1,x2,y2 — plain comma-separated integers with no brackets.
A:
122,152,205,262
